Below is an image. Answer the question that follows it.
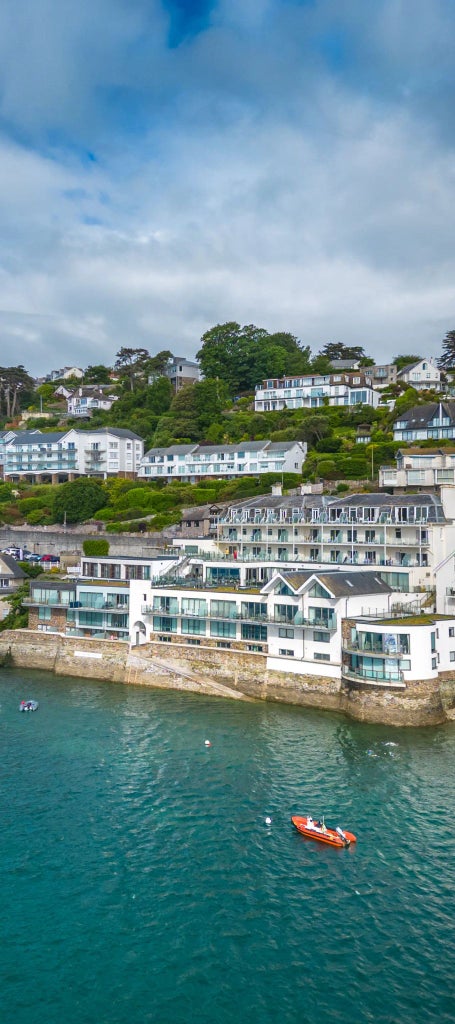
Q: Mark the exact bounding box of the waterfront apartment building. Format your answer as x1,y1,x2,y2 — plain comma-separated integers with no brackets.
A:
1,427,144,481
128,569,394,676
25,578,131,640
211,490,455,591
129,567,455,689
379,449,455,491
254,372,379,412
138,441,307,482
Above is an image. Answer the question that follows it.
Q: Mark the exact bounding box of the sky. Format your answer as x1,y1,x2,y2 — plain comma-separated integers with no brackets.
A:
0,0,455,376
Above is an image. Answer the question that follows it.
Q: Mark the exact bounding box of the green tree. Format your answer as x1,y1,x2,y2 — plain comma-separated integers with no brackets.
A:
319,343,367,363
437,331,455,370
83,364,112,384
53,479,108,524
197,323,313,395
114,347,150,391
147,350,173,377
393,354,422,371
0,365,35,419
0,580,30,631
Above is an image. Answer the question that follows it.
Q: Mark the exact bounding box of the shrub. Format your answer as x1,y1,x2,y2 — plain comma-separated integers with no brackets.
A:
26,509,54,525
83,539,110,556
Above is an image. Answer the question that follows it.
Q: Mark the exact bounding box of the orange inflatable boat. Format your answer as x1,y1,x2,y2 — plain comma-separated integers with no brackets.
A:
292,815,357,848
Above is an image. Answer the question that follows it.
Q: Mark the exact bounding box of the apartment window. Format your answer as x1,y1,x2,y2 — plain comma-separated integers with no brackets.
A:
450,652,455,662
279,628,294,639
314,652,330,662
210,600,237,619
153,616,177,633
279,648,294,656
313,631,330,643
432,657,437,669
431,632,436,653
241,624,267,641
216,641,232,649
158,635,172,643
38,606,52,621
210,621,237,638
449,628,455,638
182,618,206,635
186,638,201,646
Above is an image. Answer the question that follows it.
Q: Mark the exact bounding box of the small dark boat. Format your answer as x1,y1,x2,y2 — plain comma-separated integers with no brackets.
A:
19,700,39,712
292,815,357,847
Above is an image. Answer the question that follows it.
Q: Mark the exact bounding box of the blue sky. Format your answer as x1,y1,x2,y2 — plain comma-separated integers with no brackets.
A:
0,0,454,374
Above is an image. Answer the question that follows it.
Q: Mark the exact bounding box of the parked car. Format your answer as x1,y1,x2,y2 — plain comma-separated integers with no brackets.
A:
24,553,43,562
2,547,21,557
40,554,60,563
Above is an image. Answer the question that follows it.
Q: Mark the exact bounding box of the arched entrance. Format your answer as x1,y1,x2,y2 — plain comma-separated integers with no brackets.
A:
132,620,147,646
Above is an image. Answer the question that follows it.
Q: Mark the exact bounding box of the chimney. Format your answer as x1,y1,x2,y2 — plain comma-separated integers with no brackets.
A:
271,483,282,496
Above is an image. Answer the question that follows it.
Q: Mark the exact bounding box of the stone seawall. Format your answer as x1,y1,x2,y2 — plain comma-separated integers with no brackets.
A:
1,631,455,726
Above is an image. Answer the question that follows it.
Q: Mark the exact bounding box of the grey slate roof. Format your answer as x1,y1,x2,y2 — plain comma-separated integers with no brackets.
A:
9,431,67,445
395,402,455,428
0,553,26,578
280,569,391,597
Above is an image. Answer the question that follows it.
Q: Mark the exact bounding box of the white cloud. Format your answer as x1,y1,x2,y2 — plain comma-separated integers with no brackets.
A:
0,0,454,374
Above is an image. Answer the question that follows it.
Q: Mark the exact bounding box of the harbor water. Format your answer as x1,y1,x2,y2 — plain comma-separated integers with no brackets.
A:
1,668,454,1024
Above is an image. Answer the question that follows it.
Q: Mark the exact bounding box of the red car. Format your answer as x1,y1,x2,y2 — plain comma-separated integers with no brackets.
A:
40,554,60,563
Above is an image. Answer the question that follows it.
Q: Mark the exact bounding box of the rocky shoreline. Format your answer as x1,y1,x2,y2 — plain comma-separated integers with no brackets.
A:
1,629,455,727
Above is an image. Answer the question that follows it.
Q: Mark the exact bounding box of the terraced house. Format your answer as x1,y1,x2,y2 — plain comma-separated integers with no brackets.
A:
138,441,306,481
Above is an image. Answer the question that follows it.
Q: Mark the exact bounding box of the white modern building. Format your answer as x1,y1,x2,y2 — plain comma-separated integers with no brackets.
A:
2,427,144,481
211,489,455,591
128,569,394,677
164,356,201,391
254,373,379,412
139,441,307,482
342,614,455,686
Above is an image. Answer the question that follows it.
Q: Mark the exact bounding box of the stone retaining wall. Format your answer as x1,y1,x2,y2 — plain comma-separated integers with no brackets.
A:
1,630,454,725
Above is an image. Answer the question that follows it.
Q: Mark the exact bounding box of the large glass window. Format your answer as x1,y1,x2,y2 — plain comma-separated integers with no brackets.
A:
274,603,296,623
153,616,177,633
210,600,238,619
153,596,179,614
210,621,237,638
181,598,208,617
241,624,267,641
181,618,206,635
241,602,267,620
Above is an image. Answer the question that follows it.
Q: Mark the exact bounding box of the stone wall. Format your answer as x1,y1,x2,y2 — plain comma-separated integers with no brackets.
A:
1,629,454,725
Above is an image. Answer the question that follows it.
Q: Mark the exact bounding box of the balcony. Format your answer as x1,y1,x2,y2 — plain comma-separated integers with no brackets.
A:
342,664,405,687
24,597,75,609
342,641,409,658
301,616,337,631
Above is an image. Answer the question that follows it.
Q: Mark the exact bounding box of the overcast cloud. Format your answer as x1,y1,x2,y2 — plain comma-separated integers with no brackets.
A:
0,0,454,375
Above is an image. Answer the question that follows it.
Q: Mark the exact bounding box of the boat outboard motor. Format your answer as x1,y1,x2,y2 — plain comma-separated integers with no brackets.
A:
336,826,350,847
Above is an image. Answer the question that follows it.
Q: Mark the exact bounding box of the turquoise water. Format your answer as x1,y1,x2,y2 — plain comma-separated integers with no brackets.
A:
1,668,454,1024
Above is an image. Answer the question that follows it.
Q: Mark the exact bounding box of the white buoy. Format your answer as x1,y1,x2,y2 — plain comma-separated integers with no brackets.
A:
204,740,211,747
265,816,272,826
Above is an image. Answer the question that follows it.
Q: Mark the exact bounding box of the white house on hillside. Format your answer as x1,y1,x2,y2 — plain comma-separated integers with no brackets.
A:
66,386,118,418
138,441,307,482
254,373,379,411
397,358,441,392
